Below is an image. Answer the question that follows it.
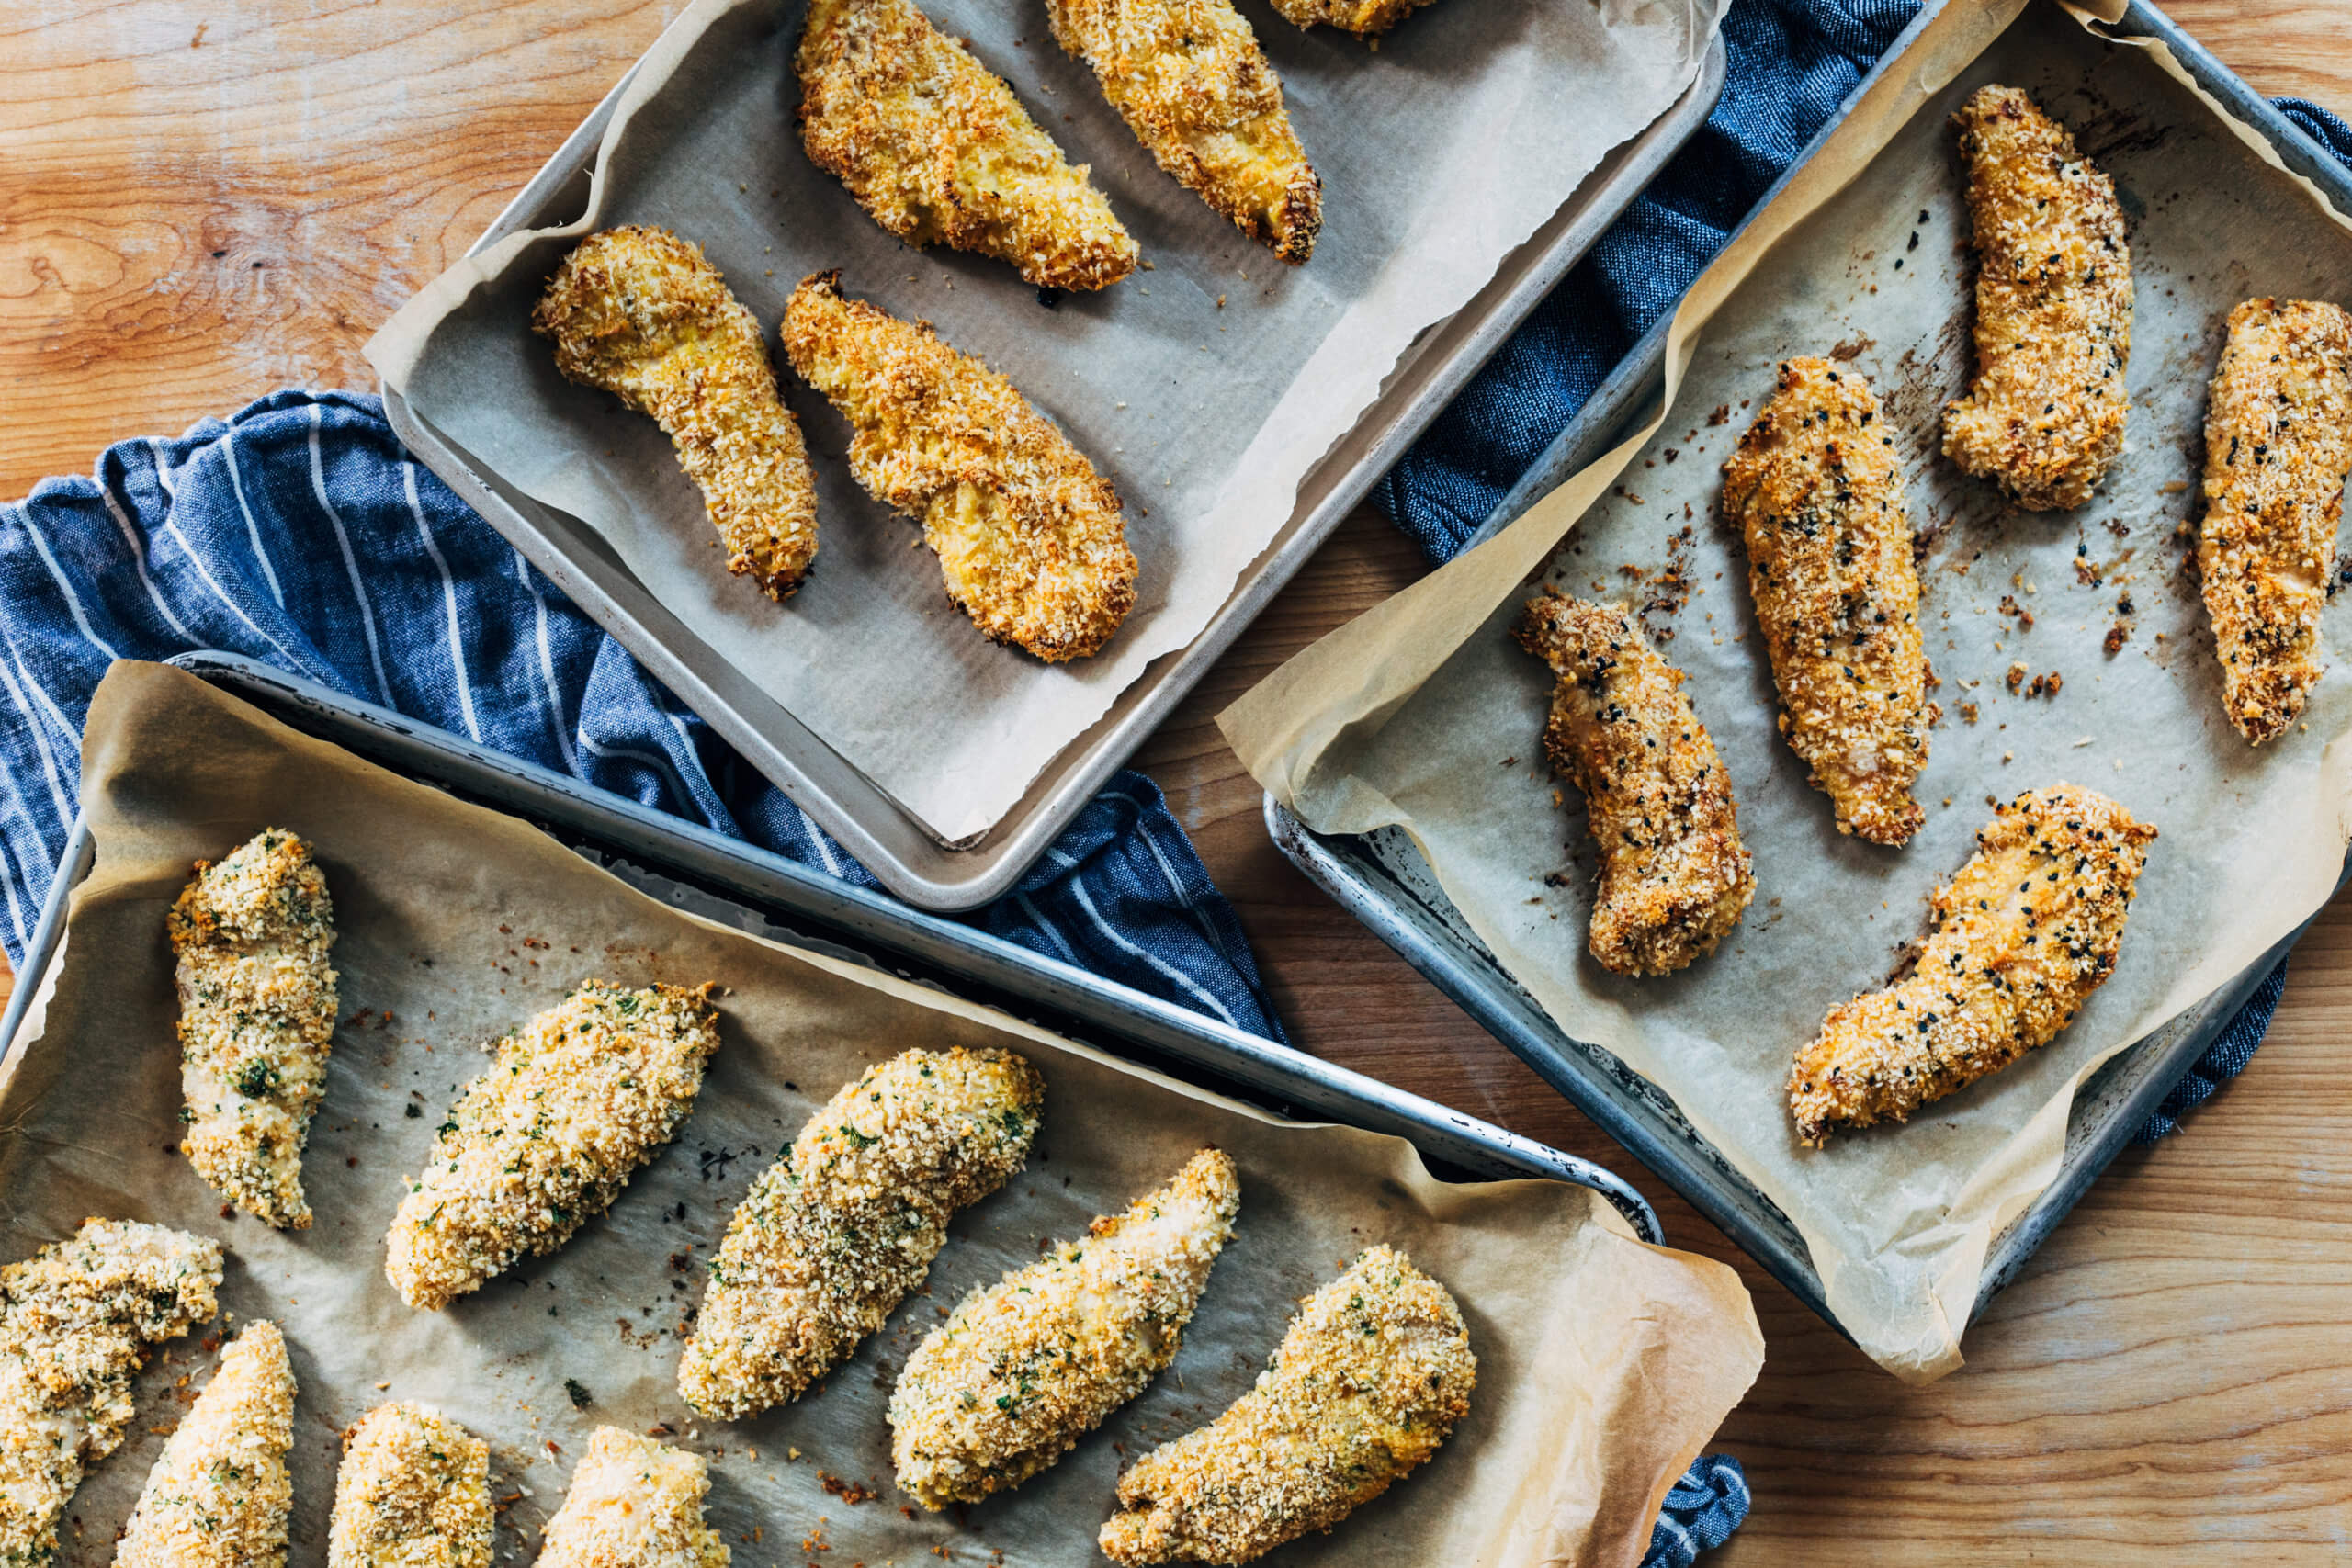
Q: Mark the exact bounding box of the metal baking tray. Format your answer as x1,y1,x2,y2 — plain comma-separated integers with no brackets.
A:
1265,0,2352,1337
383,27,1727,913
0,649,1658,1250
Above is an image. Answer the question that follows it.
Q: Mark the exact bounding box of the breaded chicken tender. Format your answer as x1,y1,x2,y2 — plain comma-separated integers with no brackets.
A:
890,1147,1238,1508
1789,784,2155,1147
166,827,339,1229
1515,592,1756,976
2198,297,2352,743
1267,0,1438,35
0,1219,222,1566
1046,0,1321,264
328,1403,493,1568
537,1428,728,1568
116,1321,296,1568
797,0,1137,290
1943,85,2133,511
782,272,1136,660
1723,359,1929,845
1099,1244,1474,1566
386,981,719,1312
678,1046,1043,1420
535,226,820,598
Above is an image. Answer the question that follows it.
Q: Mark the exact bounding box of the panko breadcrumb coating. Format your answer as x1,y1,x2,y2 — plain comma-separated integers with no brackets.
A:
0,1219,222,1566
1723,359,1929,845
1099,1244,1475,1566
386,981,720,1311
115,1320,296,1568
1046,0,1322,264
2198,297,2352,743
1515,592,1757,976
889,1147,1238,1508
782,271,1136,660
537,1427,728,1568
328,1403,492,1568
678,1046,1044,1421
1942,85,2133,512
1267,0,1438,35
167,826,338,1228
534,225,820,598
797,0,1137,290
1789,784,2155,1147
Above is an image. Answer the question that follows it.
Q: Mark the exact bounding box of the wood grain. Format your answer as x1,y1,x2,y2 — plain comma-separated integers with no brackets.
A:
6,0,2352,1559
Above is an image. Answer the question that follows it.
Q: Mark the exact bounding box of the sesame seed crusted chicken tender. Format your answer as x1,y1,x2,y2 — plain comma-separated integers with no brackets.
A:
797,0,1138,291
1515,592,1757,977
890,1147,1239,1509
328,1404,492,1568
1266,0,1438,35
0,1219,222,1568
534,226,819,599
1942,85,2133,512
1789,784,2155,1147
2198,298,2352,743
115,1320,296,1568
678,1046,1044,1421
1098,1244,1474,1566
537,1427,728,1568
782,272,1136,660
386,981,719,1312
1723,359,1929,846
167,826,338,1229
1046,0,1322,265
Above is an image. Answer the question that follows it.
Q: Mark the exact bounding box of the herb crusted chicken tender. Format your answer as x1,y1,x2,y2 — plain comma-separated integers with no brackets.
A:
167,826,338,1229
889,1146,1239,1508
535,225,820,599
678,1045,1044,1420
1267,0,1440,35
1098,1244,1475,1566
115,1320,297,1568
537,1427,728,1568
782,271,1136,660
328,1403,493,1568
386,981,720,1312
797,0,1137,290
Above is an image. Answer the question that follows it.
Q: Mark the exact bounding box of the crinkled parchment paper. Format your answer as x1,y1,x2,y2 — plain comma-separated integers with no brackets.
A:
1221,0,2352,1382
363,0,1724,845
0,660,1760,1567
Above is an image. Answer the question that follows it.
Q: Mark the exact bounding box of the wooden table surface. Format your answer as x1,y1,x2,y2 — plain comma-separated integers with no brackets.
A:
7,1,2352,1559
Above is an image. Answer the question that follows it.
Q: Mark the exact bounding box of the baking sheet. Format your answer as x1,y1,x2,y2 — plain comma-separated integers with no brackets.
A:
364,0,1724,846
1220,0,2352,1382
3,660,1761,1567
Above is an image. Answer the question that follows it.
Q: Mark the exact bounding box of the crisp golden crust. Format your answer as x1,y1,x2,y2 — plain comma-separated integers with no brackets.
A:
537,1428,728,1568
678,1046,1044,1421
889,1147,1238,1508
1789,784,2155,1147
0,1219,223,1568
1099,1245,1474,1566
1942,85,2133,512
797,0,1137,290
116,1321,296,1568
2198,297,2352,743
534,225,819,598
386,981,719,1312
166,827,339,1229
1046,0,1321,264
329,1404,493,1568
1514,592,1756,976
1723,359,1929,846
1267,0,1437,34
782,272,1136,660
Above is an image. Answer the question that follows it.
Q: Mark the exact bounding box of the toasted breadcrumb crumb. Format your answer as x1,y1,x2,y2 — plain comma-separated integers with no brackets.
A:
1267,0,1440,34
116,1320,295,1568
537,1427,728,1568
329,1403,493,1568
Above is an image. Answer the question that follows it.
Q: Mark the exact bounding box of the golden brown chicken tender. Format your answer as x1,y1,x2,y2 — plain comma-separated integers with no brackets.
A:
782,271,1136,660
1942,85,2133,512
1723,358,1928,845
1515,592,1756,977
1267,0,1438,34
2198,297,2352,743
534,225,820,598
797,0,1137,290
115,1321,296,1568
1789,784,2155,1147
1046,0,1321,264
